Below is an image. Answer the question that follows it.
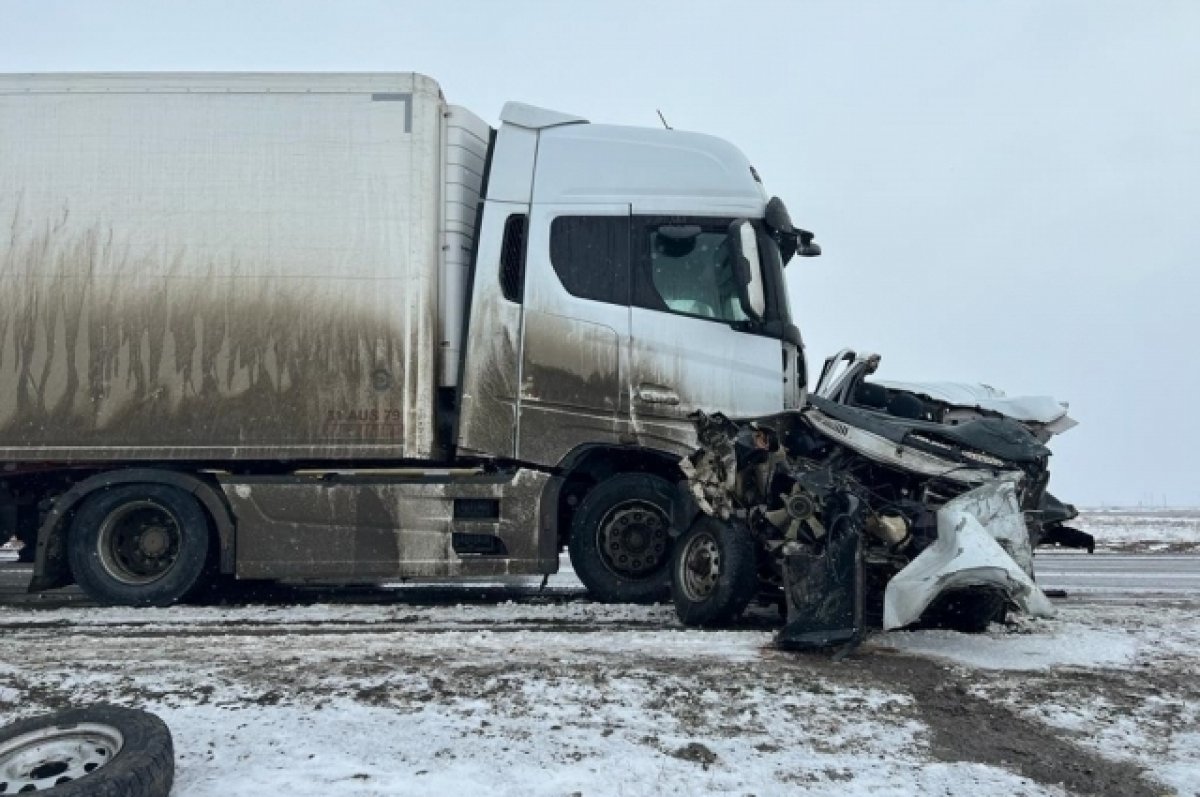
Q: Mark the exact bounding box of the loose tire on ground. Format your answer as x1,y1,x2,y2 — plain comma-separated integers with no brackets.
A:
67,483,211,607
671,516,759,627
567,473,677,603
0,705,173,796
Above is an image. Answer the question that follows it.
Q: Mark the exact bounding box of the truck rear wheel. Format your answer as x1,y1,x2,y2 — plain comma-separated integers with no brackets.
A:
67,484,211,607
567,473,675,603
670,516,758,627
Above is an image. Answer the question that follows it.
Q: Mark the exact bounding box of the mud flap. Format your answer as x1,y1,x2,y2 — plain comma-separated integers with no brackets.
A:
775,517,865,651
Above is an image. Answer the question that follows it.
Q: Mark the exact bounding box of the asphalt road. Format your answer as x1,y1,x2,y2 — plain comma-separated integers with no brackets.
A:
2,552,1199,608
1035,551,1200,595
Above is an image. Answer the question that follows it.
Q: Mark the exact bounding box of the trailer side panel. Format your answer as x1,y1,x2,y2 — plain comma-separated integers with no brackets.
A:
0,73,445,461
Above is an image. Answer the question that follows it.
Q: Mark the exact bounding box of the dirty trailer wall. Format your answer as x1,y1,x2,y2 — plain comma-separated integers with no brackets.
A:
0,74,463,462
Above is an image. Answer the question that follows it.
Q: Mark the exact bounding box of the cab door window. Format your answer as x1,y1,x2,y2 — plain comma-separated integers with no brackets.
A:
632,217,749,323
548,216,630,305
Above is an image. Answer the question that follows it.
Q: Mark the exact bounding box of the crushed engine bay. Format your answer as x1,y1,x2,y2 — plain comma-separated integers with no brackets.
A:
674,353,1073,649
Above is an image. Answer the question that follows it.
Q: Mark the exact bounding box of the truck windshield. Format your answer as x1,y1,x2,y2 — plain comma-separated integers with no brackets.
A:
637,217,792,334
648,226,751,323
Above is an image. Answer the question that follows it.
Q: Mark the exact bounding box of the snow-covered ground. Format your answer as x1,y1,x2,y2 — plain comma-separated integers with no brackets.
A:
1,513,1198,794
1,592,1197,796
1078,508,1200,552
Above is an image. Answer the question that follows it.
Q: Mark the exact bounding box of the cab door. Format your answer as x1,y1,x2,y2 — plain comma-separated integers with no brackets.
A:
515,203,632,465
627,215,784,451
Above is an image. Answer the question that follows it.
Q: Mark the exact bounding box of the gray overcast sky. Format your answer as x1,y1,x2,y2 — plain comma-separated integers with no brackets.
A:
2,0,1196,506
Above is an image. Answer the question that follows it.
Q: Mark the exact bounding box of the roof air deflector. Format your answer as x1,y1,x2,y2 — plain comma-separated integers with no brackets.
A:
499,102,588,130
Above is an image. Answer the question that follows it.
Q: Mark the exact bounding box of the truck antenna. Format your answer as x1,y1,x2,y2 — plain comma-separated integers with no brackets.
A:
656,109,672,130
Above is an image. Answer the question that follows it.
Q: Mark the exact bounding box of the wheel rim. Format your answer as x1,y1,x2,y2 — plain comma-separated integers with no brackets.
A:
679,529,721,602
596,500,670,579
0,722,123,792
96,500,183,585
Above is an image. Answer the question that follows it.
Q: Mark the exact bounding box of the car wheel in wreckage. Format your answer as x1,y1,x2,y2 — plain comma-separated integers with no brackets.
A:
568,473,676,603
917,586,1009,633
0,706,174,796
670,516,759,626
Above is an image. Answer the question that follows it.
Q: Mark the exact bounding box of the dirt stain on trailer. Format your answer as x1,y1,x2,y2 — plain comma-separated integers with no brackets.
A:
0,214,435,460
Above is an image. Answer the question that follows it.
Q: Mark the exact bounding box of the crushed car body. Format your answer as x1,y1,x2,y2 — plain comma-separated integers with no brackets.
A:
672,351,1072,649
814,349,1093,552
883,481,1054,630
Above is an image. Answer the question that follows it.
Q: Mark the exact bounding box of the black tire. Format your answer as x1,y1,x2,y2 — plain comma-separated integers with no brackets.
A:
670,516,758,627
67,484,211,607
0,705,173,796
919,587,1008,633
567,473,677,603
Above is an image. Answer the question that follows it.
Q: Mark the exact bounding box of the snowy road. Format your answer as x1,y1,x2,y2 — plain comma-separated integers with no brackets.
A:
1036,552,1200,594
2,553,1200,796
5,552,1200,606
3,593,1199,796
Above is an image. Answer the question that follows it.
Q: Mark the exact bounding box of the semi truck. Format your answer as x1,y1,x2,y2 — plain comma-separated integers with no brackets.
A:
0,72,819,607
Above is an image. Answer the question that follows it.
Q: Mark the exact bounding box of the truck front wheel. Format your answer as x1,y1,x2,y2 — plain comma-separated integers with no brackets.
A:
567,473,675,603
67,484,211,607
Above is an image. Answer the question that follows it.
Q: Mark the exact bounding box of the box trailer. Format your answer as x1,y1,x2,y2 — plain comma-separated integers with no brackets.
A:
0,72,818,606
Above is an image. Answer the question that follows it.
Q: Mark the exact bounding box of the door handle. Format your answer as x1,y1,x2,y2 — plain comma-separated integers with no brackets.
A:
636,384,680,405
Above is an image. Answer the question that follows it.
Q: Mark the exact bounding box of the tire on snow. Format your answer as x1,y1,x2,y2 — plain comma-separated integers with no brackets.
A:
671,516,759,627
567,473,677,603
919,587,1008,633
0,705,174,796
67,483,211,607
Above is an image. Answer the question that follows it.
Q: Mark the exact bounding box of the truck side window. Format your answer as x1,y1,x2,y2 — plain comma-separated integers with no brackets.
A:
632,218,749,323
500,214,528,303
549,216,630,305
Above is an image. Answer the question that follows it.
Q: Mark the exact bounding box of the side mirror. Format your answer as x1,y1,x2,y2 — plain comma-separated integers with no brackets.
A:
797,228,821,258
728,219,766,321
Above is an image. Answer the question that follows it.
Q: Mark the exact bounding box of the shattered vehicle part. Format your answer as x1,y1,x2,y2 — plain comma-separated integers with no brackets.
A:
1028,491,1094,551
776,496,867,650
814,349,1077,443
677,361,1070,644
883,481,1055,630
813,349,1085,551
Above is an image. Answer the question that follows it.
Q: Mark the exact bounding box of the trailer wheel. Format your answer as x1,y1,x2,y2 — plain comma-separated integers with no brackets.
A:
67,484,210,607
0,705,173,796
671,516,758,627
568,473,675,603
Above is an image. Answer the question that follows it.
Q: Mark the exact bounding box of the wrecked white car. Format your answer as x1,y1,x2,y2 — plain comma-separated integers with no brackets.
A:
814,350,1093,552
672,354,1076,649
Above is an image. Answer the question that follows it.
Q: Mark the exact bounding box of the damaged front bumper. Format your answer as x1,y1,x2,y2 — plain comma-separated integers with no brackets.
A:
882,481,1054,630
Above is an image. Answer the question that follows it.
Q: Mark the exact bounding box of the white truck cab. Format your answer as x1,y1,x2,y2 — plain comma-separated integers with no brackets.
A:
458,102,807,468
